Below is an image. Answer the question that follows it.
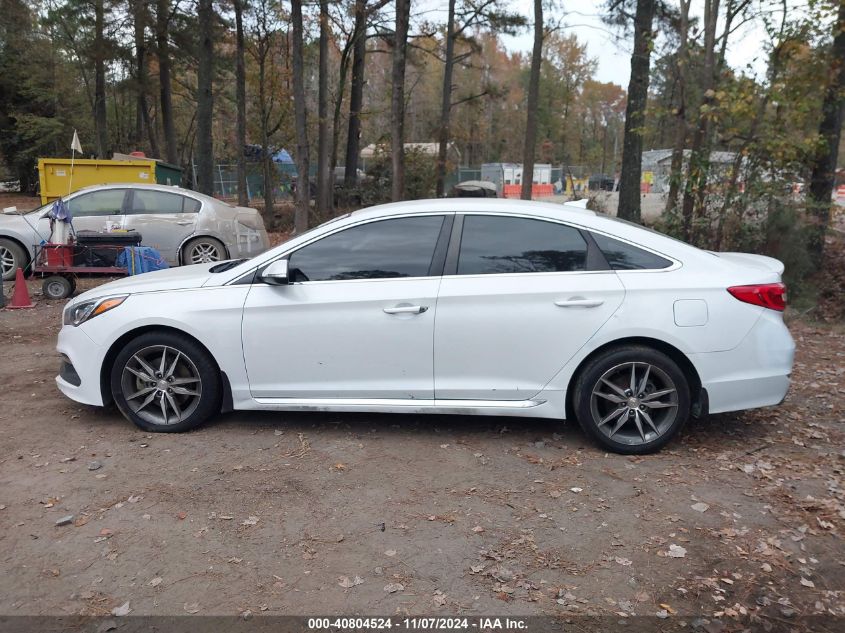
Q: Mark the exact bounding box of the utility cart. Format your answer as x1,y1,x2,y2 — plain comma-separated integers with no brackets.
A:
33,231,143,300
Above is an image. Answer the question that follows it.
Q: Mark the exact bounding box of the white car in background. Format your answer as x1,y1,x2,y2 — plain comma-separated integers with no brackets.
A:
55,198,794,454
0,183,270,280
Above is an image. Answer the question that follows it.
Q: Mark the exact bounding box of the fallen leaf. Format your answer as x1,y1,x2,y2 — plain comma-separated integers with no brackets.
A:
472,525,485,533
384,549,397,557
800,578,815,588
338,575,364,588
177,511,187,520
184,602,200,614
615,557,633,566
659,603,676,614
111,601,131,617
667,544,687,558
241,516,259,526
570,487,583,493
384,583,404,593
149,577,162,587
470,564,484,574
691,502,710,513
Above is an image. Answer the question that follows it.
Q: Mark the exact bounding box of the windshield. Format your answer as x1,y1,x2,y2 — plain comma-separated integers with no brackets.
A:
25,201,54,217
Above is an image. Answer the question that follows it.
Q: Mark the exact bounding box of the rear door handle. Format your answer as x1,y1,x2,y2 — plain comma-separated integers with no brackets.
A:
176,221,193,226
554,298,604,308
383,305,428,315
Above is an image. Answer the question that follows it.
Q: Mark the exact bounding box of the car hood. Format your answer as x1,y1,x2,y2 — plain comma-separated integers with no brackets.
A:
73,263,220,303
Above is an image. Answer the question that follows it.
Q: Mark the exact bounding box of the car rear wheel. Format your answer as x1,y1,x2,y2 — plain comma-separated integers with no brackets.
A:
183,237,226,265
110,331,221,433
573,346,690,454
0,238,27,281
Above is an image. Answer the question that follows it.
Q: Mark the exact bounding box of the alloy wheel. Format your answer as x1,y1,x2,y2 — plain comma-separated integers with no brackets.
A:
189,242,221,264
589,361,679,446
0,246,16,277
120,345,203,426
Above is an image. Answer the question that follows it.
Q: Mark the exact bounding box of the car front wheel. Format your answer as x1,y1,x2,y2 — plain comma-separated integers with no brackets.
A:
0,238,27,281
110,331,222,433
573,346,691,454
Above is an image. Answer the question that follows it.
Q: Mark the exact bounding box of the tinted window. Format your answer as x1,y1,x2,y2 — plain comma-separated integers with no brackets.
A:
130,190,200,214
289,216,444,281
457,216,587,275
67,189,127,217
591,233,672,270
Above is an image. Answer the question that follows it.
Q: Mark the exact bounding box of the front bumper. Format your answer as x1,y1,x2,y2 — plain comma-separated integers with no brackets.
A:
55,324,107,406
688,310,795,414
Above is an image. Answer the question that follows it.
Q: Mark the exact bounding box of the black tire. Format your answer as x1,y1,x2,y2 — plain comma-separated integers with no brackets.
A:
572,345,691,454
42,275,73,300
182,237,226,266
0,237,27,281
110,331,222,433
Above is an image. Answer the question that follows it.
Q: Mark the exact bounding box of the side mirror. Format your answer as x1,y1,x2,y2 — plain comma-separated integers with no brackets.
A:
261,259,290,285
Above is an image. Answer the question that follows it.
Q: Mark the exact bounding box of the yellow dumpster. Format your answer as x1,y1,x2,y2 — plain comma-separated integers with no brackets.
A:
38,158,157,204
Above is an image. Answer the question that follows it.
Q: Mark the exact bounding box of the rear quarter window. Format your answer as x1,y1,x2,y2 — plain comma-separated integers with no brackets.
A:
590,232,672,270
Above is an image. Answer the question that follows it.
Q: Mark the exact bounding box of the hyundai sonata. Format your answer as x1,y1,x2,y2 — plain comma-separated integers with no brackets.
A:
56,199,794,454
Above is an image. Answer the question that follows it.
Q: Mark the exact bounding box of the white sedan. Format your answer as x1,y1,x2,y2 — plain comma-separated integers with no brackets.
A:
56,199,794,454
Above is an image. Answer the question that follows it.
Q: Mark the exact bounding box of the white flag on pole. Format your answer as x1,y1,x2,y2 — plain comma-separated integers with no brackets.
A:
71,130,83,154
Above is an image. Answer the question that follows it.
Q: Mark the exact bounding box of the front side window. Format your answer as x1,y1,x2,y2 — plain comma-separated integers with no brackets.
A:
129,190,200,214
457,215,587,275
67,189,127,217
288,215,445,282
590,232,672,270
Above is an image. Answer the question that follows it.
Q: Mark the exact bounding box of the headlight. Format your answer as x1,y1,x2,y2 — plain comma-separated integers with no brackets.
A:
63,295,128,326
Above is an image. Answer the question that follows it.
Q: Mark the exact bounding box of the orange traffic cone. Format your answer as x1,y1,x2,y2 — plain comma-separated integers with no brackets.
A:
6,267,34,309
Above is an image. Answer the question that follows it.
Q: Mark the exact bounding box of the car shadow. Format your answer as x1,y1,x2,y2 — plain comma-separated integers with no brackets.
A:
211,408,588,444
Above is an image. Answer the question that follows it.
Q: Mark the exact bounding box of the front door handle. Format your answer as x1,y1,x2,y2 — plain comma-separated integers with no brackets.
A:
176,220,193,226
554,298,604,308
383,305,428,315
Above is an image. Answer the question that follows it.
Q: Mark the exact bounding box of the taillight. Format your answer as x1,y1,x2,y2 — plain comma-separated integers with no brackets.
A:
727,283,787,311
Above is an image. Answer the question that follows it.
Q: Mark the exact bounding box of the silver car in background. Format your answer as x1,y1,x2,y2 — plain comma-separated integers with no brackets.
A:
0,183,270,280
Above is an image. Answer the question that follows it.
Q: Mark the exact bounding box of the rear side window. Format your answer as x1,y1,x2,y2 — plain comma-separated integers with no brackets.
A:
458,215,587,275
130,190,201,214
591,232,672,270
289,216,445,281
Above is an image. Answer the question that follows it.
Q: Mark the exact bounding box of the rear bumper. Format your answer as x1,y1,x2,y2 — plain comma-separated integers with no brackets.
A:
55,324,106,406
688,310,794,414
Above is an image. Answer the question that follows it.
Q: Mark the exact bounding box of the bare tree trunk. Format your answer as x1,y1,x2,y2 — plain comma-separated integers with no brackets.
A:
331,38,354,173
93,0,109,158
344,0,367,188
807,0,845,268
258,34,275,225
133,0,160,157
681,0,720,242
157,0,178,165
291,0,310,232
664,0,690,216
196,0,215,195
234,0,248,205
617,0,655,222
391,0,410,201
315,0,332,213
521,0,543,201
435,0,456,197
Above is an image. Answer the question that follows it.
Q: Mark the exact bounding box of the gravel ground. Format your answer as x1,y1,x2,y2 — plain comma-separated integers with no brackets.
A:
0,276,843,630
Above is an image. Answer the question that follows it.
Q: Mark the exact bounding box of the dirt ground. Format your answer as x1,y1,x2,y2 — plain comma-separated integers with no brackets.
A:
0,276,843,629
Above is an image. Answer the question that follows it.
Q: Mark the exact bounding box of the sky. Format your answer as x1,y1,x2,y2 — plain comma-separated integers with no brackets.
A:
416,0,776,88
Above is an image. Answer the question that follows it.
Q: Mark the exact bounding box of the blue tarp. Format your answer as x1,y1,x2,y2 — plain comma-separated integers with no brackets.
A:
115,246,169,275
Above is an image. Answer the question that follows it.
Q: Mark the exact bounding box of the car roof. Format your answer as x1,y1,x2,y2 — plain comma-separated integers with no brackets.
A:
68,182,221,205
348,197,596,221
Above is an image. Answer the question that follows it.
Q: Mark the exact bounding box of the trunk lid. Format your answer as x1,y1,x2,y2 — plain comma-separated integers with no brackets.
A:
711,252,785,276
